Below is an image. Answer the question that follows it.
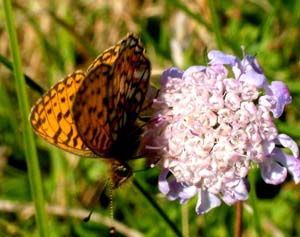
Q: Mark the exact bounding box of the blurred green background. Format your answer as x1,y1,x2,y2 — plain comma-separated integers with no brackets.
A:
1,0,300,236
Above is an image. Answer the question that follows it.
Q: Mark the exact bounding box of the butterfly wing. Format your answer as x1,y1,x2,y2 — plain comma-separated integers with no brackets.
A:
30,71,96,157
86,39,122,73
72,34,151,158
30,36,126,157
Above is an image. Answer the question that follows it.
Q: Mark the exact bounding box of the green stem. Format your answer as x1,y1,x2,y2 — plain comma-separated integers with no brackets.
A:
249,170,262,237
170,0,211,30
208,0,223,49
2,1,49,236
0,54,45,94
133,179,183,237
181,204,189,237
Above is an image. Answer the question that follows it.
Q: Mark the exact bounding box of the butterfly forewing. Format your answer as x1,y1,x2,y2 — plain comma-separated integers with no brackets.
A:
86,40,122,73
117,39,151,123
72,35,151,159
30,71,96,157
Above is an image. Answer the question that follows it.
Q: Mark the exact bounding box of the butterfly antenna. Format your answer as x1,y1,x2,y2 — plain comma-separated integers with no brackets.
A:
83,209,93,222
108,181,116,235
109,181,114,220
82,179,111,223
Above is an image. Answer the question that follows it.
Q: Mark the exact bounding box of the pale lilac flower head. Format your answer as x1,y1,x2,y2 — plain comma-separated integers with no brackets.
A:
144,50,300,214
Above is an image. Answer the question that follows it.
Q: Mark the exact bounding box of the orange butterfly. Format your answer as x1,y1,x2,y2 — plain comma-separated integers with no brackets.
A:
30,34,151,188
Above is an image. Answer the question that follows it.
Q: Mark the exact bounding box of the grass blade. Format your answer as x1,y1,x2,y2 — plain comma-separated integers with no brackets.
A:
2,1,49,236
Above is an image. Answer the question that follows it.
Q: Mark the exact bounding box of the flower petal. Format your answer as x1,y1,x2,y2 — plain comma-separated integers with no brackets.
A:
166,179,189,201
237,55,267,88
208,50,237,66
177,185,197,204
160,67,184,85
260,158,287,185
182,66,206,80
221,179,249,205
272,147,300,184
158,168,171,194
158,169,197,202
196,189,221,215
276,134,299,157
265,81,292,118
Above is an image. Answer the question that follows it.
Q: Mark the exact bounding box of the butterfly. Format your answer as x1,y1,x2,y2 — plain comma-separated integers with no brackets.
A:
30,34,151,188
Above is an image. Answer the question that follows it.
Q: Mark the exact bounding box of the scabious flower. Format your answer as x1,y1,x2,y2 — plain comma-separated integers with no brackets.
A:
144,50,300,214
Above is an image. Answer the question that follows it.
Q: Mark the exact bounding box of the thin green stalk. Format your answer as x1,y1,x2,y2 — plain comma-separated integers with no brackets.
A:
0,54,45,94
2,1,49,237
207,0,223,49
170,0,211,31
248,170,262,237
133,179,183,237
181,203,189,237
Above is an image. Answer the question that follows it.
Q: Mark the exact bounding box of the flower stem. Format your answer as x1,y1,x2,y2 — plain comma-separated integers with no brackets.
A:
181,204,189,237
234,201,243,237
249,171,263,237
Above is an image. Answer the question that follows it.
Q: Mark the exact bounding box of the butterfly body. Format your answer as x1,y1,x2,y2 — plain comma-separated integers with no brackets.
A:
30,34,150,188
